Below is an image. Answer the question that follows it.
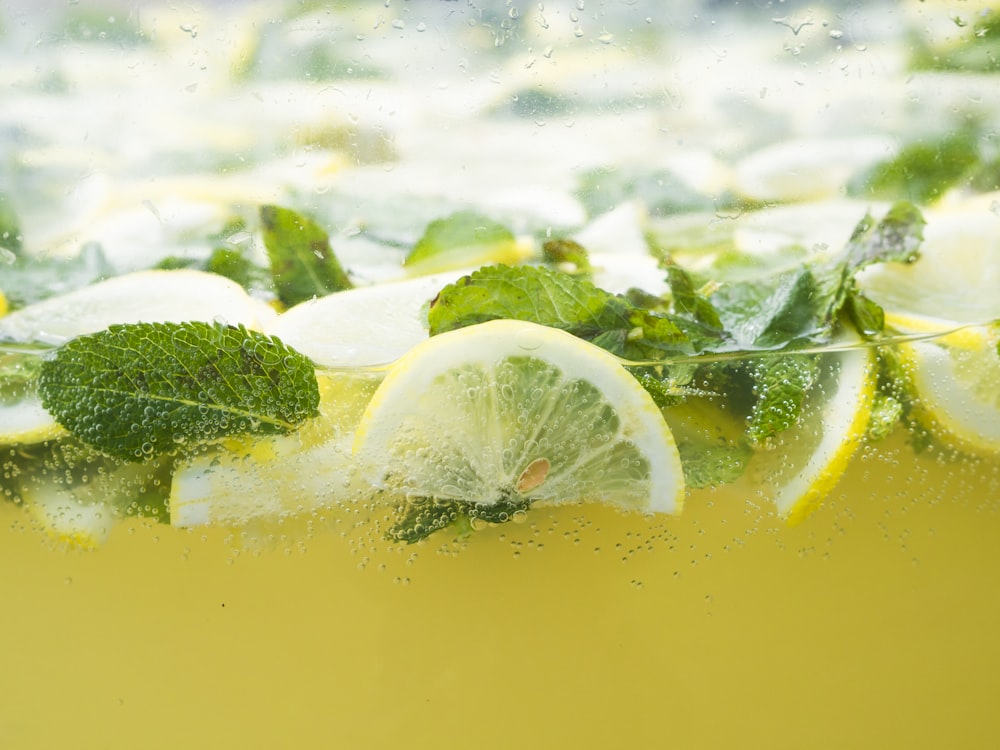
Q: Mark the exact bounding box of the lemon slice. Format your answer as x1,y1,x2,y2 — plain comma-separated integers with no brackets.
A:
749,344,876,524
265,271,471,368
856,207,1000,326
0,269,274,446
0,268,274,346
169,370,380,527
899,323,1000,455
352,319,684,516
24,485,117,550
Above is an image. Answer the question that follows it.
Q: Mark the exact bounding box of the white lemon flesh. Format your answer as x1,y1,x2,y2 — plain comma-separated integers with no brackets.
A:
0,269,274,446
0,268,274,345
352,319,684,515
856,207,1000,326
902,324,1000,455
264,271,471,368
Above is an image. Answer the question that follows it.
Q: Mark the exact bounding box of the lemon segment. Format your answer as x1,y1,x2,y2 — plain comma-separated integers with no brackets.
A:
264,271,472,368
0,269,274,345
901,324,1000,455
25,485,116,550
352,319,684,515
168,370,380,527
750,344,876,524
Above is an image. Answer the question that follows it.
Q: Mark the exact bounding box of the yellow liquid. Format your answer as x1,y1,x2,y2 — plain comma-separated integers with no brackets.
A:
3,430,998,748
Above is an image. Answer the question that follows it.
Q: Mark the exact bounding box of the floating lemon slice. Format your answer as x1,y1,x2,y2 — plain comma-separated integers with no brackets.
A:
748,344,876,524
352,319,684,517
265,271,471,368
0,269,275,446
856,207,1000,326
896,320,1000,455
169,370,380,528
855,202,1000,455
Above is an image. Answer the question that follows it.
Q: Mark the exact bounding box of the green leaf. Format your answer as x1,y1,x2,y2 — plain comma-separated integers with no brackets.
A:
427,264,690,360
260,205,352,307
842,201,925,268
388,492,531,545
848,134,981,203
404,210,520,273
542,237,591,272
38,321,320,462
746,354,820,444
676,436,752,489
710,202,924,350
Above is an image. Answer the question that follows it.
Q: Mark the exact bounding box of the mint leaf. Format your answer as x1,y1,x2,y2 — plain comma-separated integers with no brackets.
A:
542,237,591,272
38,321,320,462
746,354,820,444
260,205,352,307
388,491,531,545
427,264,690,360
676,436,752,489
404,210,519,272
711,202,924,349
848,134,981,203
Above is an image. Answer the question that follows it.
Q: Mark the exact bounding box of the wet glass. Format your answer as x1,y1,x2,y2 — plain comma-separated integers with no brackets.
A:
2,2,1000,748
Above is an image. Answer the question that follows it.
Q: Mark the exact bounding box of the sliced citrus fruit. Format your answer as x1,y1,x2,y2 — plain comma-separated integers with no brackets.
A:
0,269,274,446
352,319,684,517
856,206,1000,326
264,271,470,368
0,268,274,346
168,370,380,527
747,344,876,524
899,323,1000,455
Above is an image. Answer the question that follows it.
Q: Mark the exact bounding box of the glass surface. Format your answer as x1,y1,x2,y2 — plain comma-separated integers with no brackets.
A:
2,2,1000,748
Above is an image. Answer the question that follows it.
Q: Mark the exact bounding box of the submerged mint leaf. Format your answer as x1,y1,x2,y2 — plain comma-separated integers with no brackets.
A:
404,210,520,273
388,491,531,545
746,354,820,444
38,321,320,462
676,436,752,489
427,264,690,360
260,205,352,307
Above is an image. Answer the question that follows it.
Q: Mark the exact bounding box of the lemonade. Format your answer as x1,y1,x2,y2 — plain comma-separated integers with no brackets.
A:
3,2,1000,748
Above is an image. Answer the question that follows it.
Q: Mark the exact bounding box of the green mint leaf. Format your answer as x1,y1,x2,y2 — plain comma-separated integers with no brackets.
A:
260,205,352,307
404,210,519,273
844,293,885,339
427,264,690,360
866,392,903,442
388,492,531,545
746,354,820,444
676,436,752,489
38,321,320,462
542,237,591,272
848,134,981,203
0,192,22,256
711,267,821,349
664,263,728,350
710,203,924,350
842,201,925,268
